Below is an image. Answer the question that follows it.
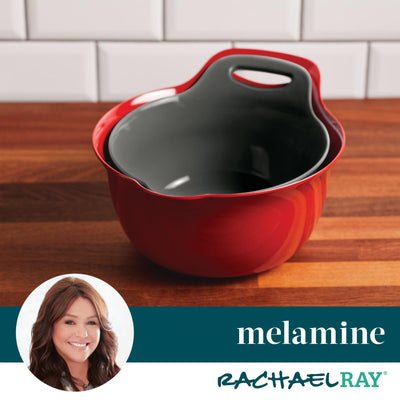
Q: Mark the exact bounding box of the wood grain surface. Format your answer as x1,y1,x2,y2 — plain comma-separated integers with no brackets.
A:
0,100,399,306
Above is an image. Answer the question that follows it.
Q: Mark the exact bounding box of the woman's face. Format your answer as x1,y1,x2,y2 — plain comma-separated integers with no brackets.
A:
52,297,101,366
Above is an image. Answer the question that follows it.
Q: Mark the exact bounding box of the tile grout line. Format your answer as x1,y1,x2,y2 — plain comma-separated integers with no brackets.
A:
95,41,101,102
364,41,372,99
23,0,29,39
299,0,304,41
162,0,166,41
2,37,399,44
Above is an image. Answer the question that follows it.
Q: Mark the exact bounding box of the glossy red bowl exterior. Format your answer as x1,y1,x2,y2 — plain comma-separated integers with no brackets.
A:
93,49,345,277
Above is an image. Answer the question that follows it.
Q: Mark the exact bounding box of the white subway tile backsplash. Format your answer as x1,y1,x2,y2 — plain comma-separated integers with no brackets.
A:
0,1,397,101
166,0,301,40
0,42,97,101
98,42,231,101
27,0,162,40
368,42,400,98
235,42,368,99
0,0,26,39
303,0,400,40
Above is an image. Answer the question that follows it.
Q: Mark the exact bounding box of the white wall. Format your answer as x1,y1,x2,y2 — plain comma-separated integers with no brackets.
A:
0,0,399,101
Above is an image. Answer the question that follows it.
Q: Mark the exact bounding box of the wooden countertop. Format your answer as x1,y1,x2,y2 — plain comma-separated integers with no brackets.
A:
1,100,399,307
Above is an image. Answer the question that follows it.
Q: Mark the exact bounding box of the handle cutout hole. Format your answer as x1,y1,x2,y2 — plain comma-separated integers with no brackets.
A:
232,69,291,88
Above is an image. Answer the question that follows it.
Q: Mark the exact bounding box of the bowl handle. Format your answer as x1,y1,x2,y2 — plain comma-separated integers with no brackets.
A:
186,53,315,115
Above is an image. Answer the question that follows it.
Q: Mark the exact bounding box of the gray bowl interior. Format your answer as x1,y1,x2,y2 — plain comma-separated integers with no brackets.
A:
108,55,330,196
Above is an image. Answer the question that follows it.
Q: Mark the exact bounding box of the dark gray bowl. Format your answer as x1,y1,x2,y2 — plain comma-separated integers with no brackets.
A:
107,54,330,196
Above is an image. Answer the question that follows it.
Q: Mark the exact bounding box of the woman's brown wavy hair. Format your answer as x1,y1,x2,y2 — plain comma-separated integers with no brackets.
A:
29,277,120,391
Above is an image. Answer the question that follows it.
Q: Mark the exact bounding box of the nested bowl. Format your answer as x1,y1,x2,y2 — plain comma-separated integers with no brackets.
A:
107,52,329,196
93,48,345,277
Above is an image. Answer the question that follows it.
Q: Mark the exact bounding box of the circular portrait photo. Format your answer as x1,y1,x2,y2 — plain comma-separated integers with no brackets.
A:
16,274,134,392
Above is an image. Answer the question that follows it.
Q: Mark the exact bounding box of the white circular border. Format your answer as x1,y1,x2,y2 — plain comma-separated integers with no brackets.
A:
16,273,134,369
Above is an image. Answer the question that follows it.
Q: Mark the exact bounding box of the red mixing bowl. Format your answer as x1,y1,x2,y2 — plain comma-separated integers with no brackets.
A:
93,48,345,277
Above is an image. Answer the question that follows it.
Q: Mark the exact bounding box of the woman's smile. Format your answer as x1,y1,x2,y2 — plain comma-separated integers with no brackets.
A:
68,341,91,352
69,342,89,348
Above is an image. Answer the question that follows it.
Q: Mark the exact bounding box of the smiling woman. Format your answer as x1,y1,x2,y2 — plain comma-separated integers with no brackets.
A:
28,277,121,391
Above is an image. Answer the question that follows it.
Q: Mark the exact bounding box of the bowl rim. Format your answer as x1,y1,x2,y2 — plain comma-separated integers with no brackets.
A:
92,48,346,200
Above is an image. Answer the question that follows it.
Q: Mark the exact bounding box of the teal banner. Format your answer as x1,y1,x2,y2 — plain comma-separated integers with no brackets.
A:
2,307,399,363
1,307,22,362
129,307,399,362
